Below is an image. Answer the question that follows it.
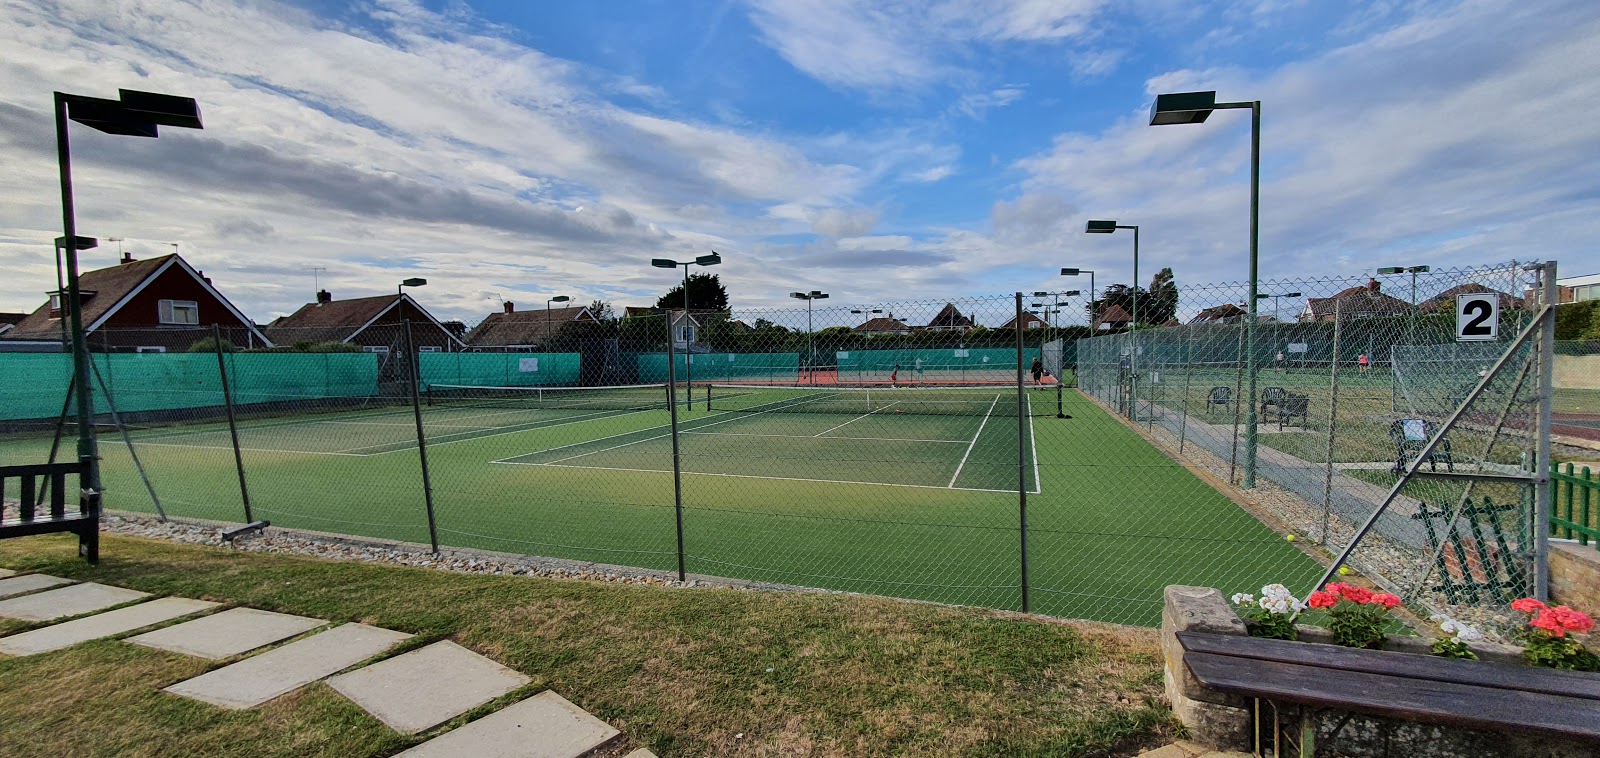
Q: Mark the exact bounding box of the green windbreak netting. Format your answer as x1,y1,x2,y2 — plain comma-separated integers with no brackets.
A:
834,348,1037,381
636,352,799,382
419,352,582,388
0,352,380,422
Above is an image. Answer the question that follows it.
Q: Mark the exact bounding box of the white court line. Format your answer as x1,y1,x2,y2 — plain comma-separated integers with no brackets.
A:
948,394,1000,488
493,460,1023,495
344,407,654,455
1028,394,1042,495
488,409,741,463
133,442,371,457
812,402,899,437
534,393,838,465
685,431,969,444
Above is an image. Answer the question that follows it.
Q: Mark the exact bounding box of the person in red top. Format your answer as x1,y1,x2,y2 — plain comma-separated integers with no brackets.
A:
1357,353,1370,375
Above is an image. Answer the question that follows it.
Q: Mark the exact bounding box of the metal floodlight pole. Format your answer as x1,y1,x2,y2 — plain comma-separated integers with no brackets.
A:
399,278,439,554
1149,90,1261,487
545,295,570,345
1378,265,1431,346
1060,269,1095,328
790,290,828,382
54,88,203,513
653,253,721,410
1085,222,1139,418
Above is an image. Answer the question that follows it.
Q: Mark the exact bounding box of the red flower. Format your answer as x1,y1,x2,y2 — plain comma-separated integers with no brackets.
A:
1530,609,1568,638
1307,590,1338,610
1511,597,1547,614
1372,593,1401,609
1340,584,1375,605
1550,606,1594,633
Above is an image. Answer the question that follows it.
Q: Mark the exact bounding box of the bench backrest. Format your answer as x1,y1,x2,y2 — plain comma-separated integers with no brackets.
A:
0,462,85,523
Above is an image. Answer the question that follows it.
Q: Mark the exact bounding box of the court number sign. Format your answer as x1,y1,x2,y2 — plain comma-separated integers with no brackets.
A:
1455,293,1499,342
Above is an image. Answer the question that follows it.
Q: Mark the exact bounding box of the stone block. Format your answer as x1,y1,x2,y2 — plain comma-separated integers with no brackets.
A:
0,574,73,599
166,623,411,709
328,640,531,734
128,607,327,659
1550,541,1600,621
1161,585,1252,751
0,582,147,621
0,597,218,656
394,690,619,757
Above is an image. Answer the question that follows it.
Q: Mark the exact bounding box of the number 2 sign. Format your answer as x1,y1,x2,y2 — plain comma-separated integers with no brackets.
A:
1455,293,1499,342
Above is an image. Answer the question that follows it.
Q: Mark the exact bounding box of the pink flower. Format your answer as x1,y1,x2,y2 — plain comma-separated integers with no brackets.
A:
1530,610,1568,638
1307,590,1338,610
1511,598,1547,614
1549,606,1594,634
1372,593,1401,609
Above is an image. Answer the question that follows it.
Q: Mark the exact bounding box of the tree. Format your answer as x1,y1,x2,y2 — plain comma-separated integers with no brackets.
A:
1088,284,1149,327
587,300,614,321
654,272,729,313
1146,268,1179,326
440,320,468,339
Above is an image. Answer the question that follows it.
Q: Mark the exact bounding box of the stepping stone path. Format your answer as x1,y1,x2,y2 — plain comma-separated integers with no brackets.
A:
0,572,634,755
0,573,73,599
166,623,412,709
328,640,532,733
395,691,618,758
0,597,218,656
0,582,148,622
128,607,326,659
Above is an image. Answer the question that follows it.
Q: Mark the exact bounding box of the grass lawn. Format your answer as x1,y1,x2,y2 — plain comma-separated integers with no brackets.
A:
0,534,1173,757
0,387,1319,627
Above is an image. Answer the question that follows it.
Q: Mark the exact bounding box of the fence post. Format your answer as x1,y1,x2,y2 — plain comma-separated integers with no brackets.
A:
1320,300,1342,543
212,324,252,522
663,315,687,581
1015,293,1030,613
1229,324,1246,484
403,315,440,554
1534,261,1557,600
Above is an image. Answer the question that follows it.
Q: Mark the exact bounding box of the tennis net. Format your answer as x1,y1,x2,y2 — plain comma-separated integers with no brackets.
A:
705,383,1035,416
425,383,670,412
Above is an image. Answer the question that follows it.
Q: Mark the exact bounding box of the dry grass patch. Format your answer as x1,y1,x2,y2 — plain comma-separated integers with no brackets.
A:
0,534,1172,757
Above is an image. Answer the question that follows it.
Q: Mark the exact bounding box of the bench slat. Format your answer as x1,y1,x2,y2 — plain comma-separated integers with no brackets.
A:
1178,631,1600,701
1184,651,1600,741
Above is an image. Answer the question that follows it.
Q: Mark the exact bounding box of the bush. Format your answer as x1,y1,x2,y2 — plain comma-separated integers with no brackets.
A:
187,337,236,353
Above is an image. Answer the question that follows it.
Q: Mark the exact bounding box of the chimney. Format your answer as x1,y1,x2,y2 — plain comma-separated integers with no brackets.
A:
316,289,332,305
1366,278,1380,293
120,252,134,264
503,301,515,314
200,271,212,284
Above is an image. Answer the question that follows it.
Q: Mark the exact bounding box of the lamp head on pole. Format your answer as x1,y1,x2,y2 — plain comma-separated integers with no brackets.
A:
696,252,722,266
1149,91,1217,126
549,295,571,303
1085,220,1118,234
401,278,427,288
1060,268,1081,276
651,258,677,269
65,89,204,138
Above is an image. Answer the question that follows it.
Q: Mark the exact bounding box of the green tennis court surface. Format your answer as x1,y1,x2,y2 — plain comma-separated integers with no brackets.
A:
0,384,1317,626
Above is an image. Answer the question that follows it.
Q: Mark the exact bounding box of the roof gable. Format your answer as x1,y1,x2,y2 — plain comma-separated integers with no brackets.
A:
464,306,595,346
265,294,464,347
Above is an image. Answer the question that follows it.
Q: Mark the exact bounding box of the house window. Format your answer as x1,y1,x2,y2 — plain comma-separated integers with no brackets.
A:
1027,322,1041,329
418,346,442,353
678,325,696,343
135,346,166,354
158,299,199,325
1575,284,1600,302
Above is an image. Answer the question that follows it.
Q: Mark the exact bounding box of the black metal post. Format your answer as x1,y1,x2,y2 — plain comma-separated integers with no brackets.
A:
664,314,687,581
213,323,252,521
681,265,693,410
403,313,440,553
54,92,100,501
1243,101,1262,488
1015,293,1030,613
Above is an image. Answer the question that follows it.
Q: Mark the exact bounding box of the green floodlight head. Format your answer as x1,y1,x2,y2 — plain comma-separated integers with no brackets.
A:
55,235,98,251
651,258,677,269
696,252,722,266
67,96,158,137
1410,265,1432,274
118,89,203,129
1149,91,1217,126
1085,220,1118,234
789,292,807,299
809,290,827,298
1061,268,1081,276
550,295,571,303
1284,292,1303,298
400,277,427,288
1376,266,1404,275
1064,290,1081,296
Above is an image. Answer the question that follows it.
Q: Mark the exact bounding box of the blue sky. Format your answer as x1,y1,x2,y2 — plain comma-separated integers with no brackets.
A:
0,0,1596,328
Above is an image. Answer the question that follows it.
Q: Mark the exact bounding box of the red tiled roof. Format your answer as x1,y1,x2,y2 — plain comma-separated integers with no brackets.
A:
264,294,400,344
464,306,595,346
4,255,174,340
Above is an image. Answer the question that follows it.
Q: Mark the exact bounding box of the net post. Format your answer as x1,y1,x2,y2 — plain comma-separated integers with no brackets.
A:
663,314,687,581
404,314,440,554
1015,293,1030,613
213,323,252,522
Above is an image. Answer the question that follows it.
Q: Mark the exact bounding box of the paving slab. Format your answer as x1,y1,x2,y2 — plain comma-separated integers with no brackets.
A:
623,751,658,758
328,640,531,734
394,691,620,758
166,623,412,709
0,597,219,656
0,568,14,578
0,582,148,621
128,607,327,660
0,574,73,599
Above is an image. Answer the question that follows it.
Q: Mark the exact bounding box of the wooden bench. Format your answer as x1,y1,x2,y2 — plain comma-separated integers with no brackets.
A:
0,462,100,562
1177,630,1600,756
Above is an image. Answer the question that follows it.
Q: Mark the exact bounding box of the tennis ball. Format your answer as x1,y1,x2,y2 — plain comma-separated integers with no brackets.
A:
1285,534,1297,542
1338,566,1353,576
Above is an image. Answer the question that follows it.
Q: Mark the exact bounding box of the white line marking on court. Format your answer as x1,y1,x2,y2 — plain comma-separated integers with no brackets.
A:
1028,394,1042,495
812,402,899,437
535,394,837,465
486,409,741,463
493,460,1023,495
685,431,970,444
133,442,371,457
947,395,1000,488
345,408,654,455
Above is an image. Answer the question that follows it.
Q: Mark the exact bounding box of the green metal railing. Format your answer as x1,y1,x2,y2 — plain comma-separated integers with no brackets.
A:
1552,463,1599,550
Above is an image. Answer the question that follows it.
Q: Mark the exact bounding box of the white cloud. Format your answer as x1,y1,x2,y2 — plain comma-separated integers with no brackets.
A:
811,207,882,237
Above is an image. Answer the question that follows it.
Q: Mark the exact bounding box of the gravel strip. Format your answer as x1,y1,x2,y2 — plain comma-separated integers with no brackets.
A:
102,513,816,594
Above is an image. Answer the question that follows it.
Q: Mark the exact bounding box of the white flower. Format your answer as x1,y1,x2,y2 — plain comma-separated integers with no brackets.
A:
1261,584,1292,600
1454,624,1483,643
1231,593,1255,606
1429,613,1450,624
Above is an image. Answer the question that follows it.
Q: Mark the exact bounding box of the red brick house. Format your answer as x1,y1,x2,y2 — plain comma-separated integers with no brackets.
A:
0,253,270,351
998,311,1047,330
464,302,600,350
264,290,465,355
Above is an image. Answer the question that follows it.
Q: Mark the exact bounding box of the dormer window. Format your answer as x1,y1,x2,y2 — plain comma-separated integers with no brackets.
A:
159,299,199,325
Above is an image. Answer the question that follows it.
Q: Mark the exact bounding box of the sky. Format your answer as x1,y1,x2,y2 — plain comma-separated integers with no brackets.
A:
1,0,1597,330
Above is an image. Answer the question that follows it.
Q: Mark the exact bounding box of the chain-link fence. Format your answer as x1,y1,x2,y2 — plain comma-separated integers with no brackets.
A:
0,263,1569,630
